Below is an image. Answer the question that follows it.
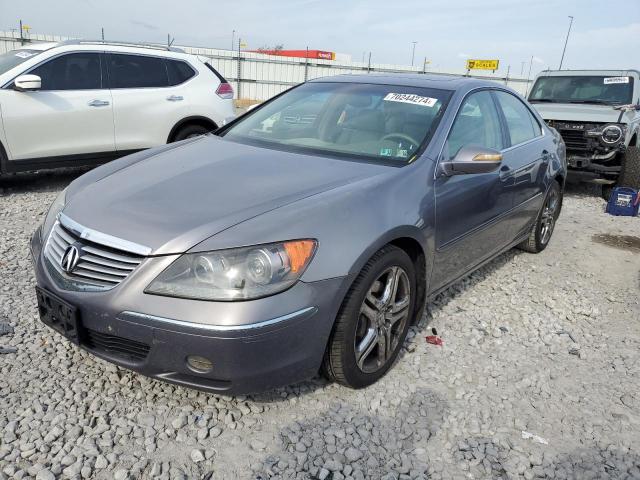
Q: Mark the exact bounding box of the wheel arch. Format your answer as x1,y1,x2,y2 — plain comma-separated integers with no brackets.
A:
166,116,218,143
342,226,430,324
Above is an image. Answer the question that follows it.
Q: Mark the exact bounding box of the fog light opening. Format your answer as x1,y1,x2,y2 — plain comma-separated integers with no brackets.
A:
186,355,213,374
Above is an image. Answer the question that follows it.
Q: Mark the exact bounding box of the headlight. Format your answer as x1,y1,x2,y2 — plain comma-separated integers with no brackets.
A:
601,124,624,144
587,123,626,144
41,187,68,238
146,240,317,301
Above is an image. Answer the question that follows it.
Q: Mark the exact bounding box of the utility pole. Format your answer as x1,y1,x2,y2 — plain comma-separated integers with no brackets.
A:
231,30,235,51
525,55,534,96
367,52,372,73
101,27,105,41
559,15,574,69
19,19,24,45
411,41,417,67
505,65,510,85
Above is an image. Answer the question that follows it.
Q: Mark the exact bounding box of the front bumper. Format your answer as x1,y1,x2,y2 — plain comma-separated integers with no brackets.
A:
30,229,349,394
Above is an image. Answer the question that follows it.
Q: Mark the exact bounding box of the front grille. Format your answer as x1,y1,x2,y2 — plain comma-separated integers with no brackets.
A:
558,129,589,151
83,328,150,362
44,221,144,289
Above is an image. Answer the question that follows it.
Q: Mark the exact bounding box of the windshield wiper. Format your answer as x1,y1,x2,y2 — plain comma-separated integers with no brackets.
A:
567,99,617,105
528,99,557,103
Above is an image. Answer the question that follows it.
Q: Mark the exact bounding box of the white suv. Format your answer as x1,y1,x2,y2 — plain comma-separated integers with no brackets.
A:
0,40,235,174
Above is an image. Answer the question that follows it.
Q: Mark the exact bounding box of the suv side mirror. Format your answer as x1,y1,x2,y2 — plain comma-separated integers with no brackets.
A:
439,146,503,176
14,74,41,91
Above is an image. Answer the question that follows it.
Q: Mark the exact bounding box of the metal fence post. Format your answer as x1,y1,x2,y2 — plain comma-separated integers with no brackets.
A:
367,52,371,74
304,46,309,82
236,38,242,100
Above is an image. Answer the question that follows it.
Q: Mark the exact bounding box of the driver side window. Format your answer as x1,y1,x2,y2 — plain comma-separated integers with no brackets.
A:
446,91,503,160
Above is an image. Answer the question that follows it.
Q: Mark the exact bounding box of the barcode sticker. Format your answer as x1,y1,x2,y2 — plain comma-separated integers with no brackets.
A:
603,77,629,85
383,93,438,107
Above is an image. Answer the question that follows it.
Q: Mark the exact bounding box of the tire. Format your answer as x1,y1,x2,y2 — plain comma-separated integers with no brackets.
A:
517,180,562,253
322,246,417,389
617,146,640,190
171,124,211,142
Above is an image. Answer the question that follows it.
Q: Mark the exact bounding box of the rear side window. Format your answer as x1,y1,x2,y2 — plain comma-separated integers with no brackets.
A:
166,59,196,85
108,54,168,88
494,91,541,146
30,52,102,90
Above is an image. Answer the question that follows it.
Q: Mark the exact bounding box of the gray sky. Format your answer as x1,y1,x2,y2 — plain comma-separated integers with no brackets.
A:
2,0,639,77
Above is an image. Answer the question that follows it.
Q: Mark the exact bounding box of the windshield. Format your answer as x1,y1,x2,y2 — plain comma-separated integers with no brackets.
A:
221,82,451,164
0,49,43,76
529,75,634,105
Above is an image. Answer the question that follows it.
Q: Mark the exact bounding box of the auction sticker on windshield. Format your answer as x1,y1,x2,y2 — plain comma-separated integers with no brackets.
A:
384,93,438,107
603,77,629,84
15,51,36,58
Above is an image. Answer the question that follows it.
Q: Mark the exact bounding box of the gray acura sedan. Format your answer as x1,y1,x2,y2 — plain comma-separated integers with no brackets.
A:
31,74,566,394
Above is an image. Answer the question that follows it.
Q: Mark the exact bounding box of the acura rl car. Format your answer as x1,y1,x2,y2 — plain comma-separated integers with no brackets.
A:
31,74,566,394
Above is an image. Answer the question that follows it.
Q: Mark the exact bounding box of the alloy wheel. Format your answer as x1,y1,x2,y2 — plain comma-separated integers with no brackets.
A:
540,188,559,245
354,266,411,373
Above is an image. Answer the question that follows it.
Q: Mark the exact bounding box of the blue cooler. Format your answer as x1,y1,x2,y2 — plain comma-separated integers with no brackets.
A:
606,187,640,216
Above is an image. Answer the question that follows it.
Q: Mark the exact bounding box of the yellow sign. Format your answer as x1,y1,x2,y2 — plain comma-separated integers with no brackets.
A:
466,59,499,71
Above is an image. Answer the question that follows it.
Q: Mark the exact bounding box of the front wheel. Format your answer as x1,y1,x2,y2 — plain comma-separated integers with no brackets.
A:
517,180,562,253
322,246,417,389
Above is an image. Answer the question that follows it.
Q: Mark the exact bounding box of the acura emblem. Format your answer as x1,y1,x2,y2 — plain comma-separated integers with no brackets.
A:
61,245,80,273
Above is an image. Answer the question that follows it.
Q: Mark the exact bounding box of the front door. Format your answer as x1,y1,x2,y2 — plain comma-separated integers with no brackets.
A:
1,52,114,161
431,90,513,292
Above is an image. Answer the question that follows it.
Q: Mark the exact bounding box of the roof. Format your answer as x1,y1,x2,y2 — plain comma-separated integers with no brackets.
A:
536,69,640,77
17,39,185,54
308,73,498,90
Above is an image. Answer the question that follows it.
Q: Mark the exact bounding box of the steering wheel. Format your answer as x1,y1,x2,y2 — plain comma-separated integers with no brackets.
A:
381,133,420,149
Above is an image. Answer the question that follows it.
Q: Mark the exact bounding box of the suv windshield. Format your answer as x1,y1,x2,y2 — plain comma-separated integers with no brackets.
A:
529,75,634,105
0,49,43,76
221,82,451,164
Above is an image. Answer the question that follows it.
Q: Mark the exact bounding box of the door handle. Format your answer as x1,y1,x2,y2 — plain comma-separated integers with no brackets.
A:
88,99,110,107
167,95,184,102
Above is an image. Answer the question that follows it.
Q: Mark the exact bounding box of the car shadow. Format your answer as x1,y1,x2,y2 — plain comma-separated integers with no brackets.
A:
0,168,88,194
251,388,448,479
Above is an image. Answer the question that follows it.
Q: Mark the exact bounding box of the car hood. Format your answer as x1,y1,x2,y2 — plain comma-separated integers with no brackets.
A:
63,136,389,255
531,102,622,123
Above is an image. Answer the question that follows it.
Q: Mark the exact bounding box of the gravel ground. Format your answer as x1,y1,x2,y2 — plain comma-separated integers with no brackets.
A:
1,171,639,480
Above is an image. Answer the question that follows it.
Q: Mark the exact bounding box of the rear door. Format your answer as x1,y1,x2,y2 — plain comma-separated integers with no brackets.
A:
1,51,114,160
492,90,548,239
107,53,192,150
431,89,512,291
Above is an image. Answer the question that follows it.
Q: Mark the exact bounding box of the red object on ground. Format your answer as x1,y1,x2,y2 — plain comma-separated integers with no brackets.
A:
251,49,335,60
425,335,443,346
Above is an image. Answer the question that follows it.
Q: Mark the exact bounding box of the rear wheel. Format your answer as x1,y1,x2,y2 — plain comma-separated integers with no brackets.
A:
322,246,416,389
171,124,212,142
518,180,562,253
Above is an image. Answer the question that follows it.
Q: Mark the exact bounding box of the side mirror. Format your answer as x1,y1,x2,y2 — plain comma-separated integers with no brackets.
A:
14,74,41,91
439,146,503,176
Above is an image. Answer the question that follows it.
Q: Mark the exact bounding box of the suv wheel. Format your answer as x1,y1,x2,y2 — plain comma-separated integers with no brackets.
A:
618,146,640,190
172,124,211,142
518,180,562,253
322,246,416,389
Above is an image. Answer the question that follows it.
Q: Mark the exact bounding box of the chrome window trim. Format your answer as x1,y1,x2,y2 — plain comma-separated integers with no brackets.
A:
121,306,318,332
434,86,546,178
59,213,152,256
2,49,199,90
